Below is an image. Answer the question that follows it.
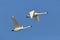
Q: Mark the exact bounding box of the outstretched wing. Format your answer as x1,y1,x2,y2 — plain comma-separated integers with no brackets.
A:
12,16,20,28
29,10,35,18
35,15,40,23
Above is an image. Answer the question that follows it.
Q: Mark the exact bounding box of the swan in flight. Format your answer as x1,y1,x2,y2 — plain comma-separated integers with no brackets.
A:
26,10,48,23
11,16,32,32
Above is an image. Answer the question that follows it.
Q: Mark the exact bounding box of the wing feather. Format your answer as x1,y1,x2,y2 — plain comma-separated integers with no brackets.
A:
35,15,40,23
12,16,20,28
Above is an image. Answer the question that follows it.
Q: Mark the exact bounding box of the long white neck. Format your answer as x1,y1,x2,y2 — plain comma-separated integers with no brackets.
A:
35,12,48,15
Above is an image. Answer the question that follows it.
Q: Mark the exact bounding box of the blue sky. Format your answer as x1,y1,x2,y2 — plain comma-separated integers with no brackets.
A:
0,0,60,40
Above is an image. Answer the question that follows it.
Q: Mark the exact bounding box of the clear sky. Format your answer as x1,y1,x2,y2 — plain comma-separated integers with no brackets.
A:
0,0,60,40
